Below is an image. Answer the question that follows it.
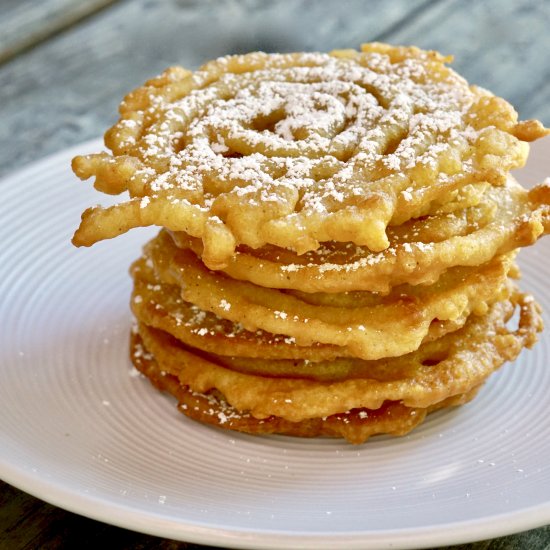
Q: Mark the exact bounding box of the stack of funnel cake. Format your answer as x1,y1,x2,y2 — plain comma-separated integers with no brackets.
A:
72,44,550,443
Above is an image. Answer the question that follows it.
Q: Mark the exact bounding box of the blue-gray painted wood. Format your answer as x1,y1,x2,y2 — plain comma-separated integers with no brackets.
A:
0,0,119,63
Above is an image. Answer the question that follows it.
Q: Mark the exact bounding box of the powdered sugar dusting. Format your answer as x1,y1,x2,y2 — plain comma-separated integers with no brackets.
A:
140,278,320,347
76,45,538,260
126,51,480,243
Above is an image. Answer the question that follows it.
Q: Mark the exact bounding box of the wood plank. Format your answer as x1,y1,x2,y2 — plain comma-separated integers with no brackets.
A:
0,480,210,549
0,0,120,64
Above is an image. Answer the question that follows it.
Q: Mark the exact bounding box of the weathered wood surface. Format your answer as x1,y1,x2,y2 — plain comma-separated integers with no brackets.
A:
0,0,118,64
1,1,549,548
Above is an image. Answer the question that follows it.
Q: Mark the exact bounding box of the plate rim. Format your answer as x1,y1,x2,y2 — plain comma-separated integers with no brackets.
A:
2,454,549,550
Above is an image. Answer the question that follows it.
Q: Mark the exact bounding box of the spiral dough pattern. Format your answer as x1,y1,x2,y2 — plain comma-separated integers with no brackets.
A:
71,43,543,268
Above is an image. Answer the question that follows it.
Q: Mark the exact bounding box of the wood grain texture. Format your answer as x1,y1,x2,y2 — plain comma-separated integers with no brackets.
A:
0,480,213,549
0,0,120,64
369,0,550,121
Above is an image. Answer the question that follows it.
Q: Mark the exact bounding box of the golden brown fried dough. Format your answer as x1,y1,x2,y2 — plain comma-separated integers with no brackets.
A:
131,233,514,360
130,328,481,444
171,178,550,293
132,289,541,423
72,45,547,268
72,43,550,444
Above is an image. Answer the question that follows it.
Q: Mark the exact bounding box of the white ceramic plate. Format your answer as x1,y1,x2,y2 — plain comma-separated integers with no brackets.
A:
1,138,549,550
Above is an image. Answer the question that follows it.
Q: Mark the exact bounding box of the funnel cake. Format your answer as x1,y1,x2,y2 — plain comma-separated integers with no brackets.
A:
129,251,514,361
170,178,550,293
131,230,514,360
72,43,547,269
131,330,483,444
130,290,541,442
72,43,550,444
